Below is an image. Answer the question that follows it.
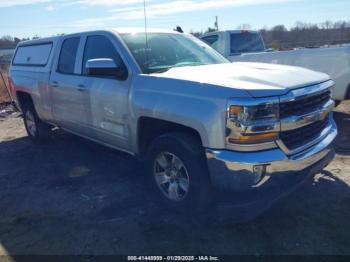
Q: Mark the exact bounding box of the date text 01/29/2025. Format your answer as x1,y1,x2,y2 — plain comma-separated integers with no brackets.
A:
127,256,220,261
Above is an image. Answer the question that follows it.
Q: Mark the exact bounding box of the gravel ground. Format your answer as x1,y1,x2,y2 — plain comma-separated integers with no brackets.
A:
0,102,349,256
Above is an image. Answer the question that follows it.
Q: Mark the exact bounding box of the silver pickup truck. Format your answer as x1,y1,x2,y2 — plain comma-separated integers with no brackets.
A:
9,29,337,213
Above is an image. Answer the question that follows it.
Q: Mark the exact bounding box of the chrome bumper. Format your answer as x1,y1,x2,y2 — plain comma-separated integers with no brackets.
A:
206,119,337,192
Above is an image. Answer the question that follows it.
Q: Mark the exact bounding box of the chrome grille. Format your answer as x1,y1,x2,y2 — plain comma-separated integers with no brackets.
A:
280,90,331,118
278,81,334,154
280,117,330,151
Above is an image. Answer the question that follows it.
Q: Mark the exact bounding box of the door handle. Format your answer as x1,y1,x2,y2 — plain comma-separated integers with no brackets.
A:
50,81,59,88
77,84,87,92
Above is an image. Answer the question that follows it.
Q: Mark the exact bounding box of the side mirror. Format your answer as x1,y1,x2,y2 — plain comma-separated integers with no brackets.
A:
86,58,127,79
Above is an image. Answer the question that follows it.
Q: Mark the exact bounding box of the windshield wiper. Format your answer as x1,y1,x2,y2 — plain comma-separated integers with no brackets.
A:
147,62,205,74
147,65,173,74
173,61,204,68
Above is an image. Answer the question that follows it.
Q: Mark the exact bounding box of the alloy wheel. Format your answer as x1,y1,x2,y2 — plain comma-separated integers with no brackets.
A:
153,152,190,201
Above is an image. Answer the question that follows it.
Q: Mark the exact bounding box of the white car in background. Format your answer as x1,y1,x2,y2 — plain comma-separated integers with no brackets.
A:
201,30,350,103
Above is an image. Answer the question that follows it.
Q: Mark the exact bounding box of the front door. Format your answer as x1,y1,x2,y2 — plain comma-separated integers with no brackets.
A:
77,34,131,150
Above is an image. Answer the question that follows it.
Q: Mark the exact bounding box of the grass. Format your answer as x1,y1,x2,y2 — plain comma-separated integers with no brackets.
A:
0,64,10,103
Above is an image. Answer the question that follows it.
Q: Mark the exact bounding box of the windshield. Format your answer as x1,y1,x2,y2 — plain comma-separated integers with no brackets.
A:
230,32,265,54
121,33,229,74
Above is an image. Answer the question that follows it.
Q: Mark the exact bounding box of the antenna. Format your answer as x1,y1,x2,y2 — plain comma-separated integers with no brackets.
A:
215,16,219,31
174,26,184,33
143,0,149,70
143,0,149,49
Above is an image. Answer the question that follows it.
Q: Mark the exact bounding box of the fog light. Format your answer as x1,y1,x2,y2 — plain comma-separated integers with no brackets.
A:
253,165,266,184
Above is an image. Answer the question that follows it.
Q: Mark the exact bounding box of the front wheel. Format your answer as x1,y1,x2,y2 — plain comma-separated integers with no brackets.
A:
146,133,213,213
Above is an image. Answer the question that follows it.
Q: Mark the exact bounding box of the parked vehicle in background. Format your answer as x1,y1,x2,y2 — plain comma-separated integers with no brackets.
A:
201,30,350,103
9,29,337,215
0,48,15,65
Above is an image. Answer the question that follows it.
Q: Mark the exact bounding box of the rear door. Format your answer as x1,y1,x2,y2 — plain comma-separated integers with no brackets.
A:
50,35,89,134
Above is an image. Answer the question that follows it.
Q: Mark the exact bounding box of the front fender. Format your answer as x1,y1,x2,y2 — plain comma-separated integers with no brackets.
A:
129,75,250,152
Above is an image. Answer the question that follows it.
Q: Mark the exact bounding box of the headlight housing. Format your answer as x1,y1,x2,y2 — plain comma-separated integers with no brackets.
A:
229,103,279,123
226,98,280,150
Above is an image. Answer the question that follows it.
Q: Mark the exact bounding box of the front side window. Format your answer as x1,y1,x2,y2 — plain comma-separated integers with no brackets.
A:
58,37,80,74
82,35,123,75
121,33,228,74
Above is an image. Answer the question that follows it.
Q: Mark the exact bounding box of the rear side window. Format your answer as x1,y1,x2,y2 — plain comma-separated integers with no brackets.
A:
202,35,219,50
58,37,80,74
230,33,265,54
82,35,123,75
13,43,52,66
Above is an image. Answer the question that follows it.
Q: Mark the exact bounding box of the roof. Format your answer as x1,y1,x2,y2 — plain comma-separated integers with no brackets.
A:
16,28,182,47
202,29,260,36
113,28,181,34
17,36,60,47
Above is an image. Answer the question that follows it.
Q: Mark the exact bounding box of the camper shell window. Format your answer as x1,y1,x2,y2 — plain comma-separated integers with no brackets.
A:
12,42,53,67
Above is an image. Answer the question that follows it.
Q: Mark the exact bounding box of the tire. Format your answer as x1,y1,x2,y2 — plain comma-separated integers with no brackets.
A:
22,102,51,143
346,85,350,101
145,132,214,213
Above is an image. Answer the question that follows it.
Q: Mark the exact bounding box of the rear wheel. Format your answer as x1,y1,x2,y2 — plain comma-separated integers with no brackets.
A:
146,133,213,213
23,102,51,143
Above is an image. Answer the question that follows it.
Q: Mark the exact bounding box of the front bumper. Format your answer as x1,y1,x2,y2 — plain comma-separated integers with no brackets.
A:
206,119,337,192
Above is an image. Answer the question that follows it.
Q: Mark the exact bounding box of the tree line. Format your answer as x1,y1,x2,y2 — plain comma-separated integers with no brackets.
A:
0,35,40,49
191,20,350,50
2,20,350,50
261,21,350,50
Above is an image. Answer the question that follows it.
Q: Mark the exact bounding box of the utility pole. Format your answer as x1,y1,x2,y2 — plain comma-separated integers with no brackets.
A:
214,16,219,31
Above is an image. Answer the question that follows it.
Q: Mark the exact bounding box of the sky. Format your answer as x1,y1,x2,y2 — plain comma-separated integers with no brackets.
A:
0,0,350,38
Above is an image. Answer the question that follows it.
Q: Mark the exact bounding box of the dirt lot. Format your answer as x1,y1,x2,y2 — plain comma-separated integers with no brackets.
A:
0,102,349,256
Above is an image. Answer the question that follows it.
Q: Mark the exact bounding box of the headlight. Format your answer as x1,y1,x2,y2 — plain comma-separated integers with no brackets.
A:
229,103,279,123
226,99,280,148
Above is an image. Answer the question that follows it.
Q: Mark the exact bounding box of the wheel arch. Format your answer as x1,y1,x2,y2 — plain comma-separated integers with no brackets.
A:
16,91,34,112
346,84,350,100
137,117,204,156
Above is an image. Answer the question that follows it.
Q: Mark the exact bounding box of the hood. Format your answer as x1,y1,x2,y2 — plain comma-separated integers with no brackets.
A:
153,62,330,98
